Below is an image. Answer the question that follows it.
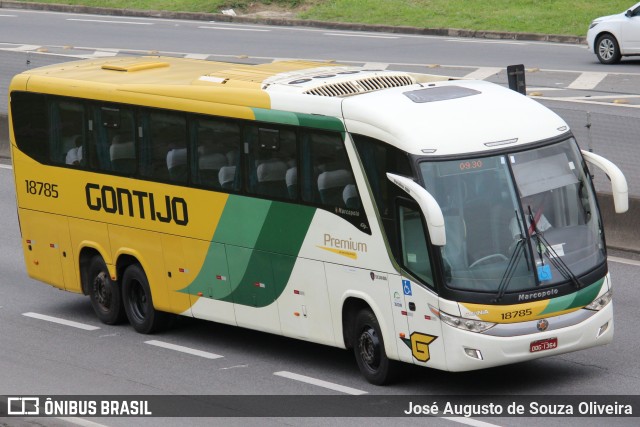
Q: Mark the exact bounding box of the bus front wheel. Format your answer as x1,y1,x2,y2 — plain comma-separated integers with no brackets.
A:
122,264,169,334
88,256,125,325
352,308,397,385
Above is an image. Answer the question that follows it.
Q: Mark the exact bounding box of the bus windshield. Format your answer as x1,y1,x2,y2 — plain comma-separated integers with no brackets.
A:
419,137,605,295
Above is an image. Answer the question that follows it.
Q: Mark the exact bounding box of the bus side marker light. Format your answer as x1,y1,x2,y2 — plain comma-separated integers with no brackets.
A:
294,312,300,317
401,311,408,316
254,282,266,288
464,347,483,360
399,333,406,339
597,322,609,338
34,260,39,265
197,292,203,297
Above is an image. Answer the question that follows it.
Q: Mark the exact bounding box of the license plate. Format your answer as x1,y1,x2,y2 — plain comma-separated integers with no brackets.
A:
530,337,558,353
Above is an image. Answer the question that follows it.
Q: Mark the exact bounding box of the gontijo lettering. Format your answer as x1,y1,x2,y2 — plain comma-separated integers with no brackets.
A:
85,183,188,226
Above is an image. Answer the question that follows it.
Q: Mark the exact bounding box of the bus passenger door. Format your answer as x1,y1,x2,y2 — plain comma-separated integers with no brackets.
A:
397,202,445,369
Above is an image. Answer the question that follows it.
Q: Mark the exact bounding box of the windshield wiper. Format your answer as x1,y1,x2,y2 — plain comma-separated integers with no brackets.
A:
493,238,524,303
527,205,585,289
493,210,529,303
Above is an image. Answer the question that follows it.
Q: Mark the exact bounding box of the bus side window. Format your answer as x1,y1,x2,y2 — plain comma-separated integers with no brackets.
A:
140,112,186,182
10,92,48,163
49,100,85,167
192,119,241,190
246,126,296,200
398,203,434,288
301,131,357,208
89,106,137,174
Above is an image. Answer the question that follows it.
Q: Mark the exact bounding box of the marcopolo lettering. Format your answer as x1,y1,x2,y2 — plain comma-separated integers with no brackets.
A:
85,183,188,226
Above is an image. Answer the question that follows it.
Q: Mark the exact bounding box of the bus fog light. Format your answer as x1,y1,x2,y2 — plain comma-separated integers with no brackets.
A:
464,347,483,360
596,321,609,338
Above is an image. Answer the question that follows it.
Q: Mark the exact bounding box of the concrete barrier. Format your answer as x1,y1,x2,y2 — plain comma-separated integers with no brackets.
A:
0,115,637,252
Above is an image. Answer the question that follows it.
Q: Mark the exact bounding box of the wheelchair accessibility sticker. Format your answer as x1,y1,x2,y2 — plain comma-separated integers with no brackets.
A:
402,279,412,296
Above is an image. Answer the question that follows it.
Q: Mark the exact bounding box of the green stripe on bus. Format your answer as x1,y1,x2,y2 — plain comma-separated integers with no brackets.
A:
251,108,344,132
297,113,345,131
252,108,300,126
181,198,316,306
213,196,272,247
540,278,604,314
223,201,316,306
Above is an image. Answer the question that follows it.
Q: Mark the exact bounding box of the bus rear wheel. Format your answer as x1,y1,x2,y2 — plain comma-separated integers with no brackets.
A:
88,256,125,324
352,309,397,385
122,264,169,334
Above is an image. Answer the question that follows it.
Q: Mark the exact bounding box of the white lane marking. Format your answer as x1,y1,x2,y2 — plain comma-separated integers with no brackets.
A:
568,72,608,90
363,62,389,69
145,340,223,359
463,67,502,80
198,26,270,32
324,33,398,39
446,39,531,46
67,18,153,25
274,371,367,395
56,417,109,427
91,51,119,57
553,94,640,100
609,256,640,267
4,44,42,51
0,14,17,17
526,87,565,91
23,312,100,331
185,53,210,60
443,417,503,427
534,96,640,108
0,164,13,170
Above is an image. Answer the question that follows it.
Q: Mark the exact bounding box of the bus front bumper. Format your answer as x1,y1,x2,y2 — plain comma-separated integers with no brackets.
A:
440,303,613,372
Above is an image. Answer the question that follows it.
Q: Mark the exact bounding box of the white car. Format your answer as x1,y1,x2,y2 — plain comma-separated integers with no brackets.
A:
587,2,640,64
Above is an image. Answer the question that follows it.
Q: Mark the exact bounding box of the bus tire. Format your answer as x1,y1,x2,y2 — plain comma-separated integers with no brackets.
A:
88,255,125,325
352,308,397,385
122,263,169,334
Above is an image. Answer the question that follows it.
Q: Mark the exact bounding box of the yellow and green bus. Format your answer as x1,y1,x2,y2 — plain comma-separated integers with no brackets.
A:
9,56,627,384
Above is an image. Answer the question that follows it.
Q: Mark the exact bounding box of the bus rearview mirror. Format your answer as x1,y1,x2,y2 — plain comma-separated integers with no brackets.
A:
581,150,628,213
386,173,446,246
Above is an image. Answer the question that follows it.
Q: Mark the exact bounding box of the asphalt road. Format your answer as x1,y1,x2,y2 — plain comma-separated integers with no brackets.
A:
1,7,640,427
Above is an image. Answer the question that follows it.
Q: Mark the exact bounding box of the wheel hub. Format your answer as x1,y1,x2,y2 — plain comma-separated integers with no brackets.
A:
93,272,111,308
358,327,380,368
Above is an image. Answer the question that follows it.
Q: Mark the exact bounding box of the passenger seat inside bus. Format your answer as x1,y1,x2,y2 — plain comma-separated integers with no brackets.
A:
343,184,361,209
318,169,354,207
110,135,136,173
166,148,188,182
256,159,289,199
198,149,227,188
219,166,237,191
286,167,297,199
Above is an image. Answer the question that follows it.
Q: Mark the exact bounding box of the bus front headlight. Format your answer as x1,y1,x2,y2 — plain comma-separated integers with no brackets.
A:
429,305,496,333
585,289,612,311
